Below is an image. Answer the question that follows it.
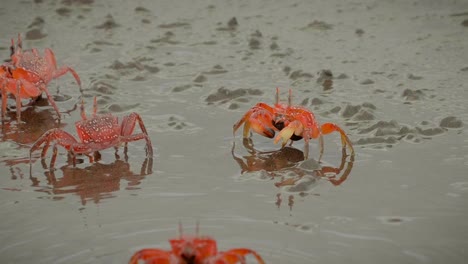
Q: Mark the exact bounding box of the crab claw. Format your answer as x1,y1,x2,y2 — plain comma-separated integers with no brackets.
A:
274,120,303,147
233,103,277,138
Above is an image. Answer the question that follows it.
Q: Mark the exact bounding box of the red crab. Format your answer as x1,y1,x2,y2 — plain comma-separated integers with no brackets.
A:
233,88,354,160
1,34,82,122
129,225,265,264
30,97,153,168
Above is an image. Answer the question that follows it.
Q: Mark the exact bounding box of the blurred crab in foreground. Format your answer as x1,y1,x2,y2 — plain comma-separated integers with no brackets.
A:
233,88,354,160
1,34,82,122
30,97,153,168
129,224,265,264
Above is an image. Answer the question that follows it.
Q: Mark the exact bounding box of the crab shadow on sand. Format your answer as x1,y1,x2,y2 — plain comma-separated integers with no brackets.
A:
231,138,354,210
29,155,153,205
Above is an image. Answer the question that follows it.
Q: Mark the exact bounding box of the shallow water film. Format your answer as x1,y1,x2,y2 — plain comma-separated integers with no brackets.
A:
1,0,468,263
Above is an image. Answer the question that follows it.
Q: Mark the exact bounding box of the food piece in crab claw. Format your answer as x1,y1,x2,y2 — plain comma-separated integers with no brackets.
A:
129,223,266,264
29,97,153,168
233,87,354,160
1,34,82,122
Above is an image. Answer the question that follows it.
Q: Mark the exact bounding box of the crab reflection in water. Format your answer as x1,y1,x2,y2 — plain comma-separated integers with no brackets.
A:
31,157,152,205
232,138,354,210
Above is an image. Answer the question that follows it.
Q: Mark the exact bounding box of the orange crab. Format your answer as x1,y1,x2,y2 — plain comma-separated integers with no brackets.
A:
129,225,265,264
233,88,354,160
1,34,82,122
30,97,153,168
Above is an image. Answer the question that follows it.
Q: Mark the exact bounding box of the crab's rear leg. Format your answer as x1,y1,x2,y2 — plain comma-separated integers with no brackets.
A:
1,78,8,122
321,123,354,155
38,82,62,120
120,112,153,157
15,80,22,122
219,248,266,264
128,249,172,264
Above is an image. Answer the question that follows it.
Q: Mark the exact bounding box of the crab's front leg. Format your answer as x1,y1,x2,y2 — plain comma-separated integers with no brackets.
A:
216,248,266,264
321,123,355,155
30,128,79,167
128,249,172,264
233,103,277,139
44,48,82,91
120,112,153,157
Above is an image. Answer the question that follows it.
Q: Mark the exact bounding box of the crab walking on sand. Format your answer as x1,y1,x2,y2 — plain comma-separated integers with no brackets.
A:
30,97,153,168
129,224,265,264
1,34,81,122
233,88,354,160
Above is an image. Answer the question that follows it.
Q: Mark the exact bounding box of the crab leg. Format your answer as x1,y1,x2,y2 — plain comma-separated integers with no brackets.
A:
11,67,63,120
44,48,82,91
39,82,62,120
128,249,172,264
1,78,7,121
321,123,355,154
233,103,277,138
219,248,266,264
30,128,78,160
15,80,21,121
120,112,153,157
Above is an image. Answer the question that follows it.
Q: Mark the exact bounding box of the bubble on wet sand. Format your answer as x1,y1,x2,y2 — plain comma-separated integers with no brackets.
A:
376,216,417,225
134,6,150,13
150,115,200,133
205,87,263,108
84,40,122,52
296,222,319,233
216,17,238,31
316,69,333,90
355,118,450,148
158,22,191,29
301,20,334,31
402,89,425,101
90,80,117,95
171,84,192,93
150,31,180,45
407,73,423,80
462,19,468,27
61,0,94,5
439,116,463,129
108,59,159,79
95,14,120,30
340,103,376,121
193,74,207,83
107,103,140,113
25,29,48,40
360,79,375,85
202,65,228,75
288,69,314,81
355,28,365,36
56,7,72,16
301,97,324,108
248,30,263,50
28,17,45,28
26,17,47,40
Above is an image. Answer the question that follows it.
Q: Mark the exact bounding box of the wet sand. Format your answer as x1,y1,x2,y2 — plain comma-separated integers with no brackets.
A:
1,0,468,263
